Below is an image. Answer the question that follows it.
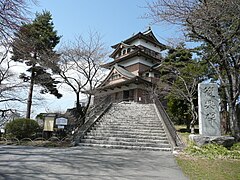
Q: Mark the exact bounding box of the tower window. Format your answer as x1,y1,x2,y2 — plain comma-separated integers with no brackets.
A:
154,73,160,78
127,48,131,53
145,73,149,77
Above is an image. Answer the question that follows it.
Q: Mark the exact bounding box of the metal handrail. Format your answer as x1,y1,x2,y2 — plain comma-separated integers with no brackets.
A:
85,95,112,121
153,96,184,148
72,96,111,129
73,95,112,145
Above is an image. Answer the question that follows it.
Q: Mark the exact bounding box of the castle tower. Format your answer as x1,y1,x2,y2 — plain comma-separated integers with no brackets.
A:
94,28,166,103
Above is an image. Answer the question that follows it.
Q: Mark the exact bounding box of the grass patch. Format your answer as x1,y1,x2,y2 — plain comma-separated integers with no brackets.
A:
175,125,240,179
176,155,240,180
175,125,191,145
231,143,240,151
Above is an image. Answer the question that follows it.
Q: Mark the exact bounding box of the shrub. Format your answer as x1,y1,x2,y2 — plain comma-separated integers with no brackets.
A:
5,118,40,139
231,143,240,151
185,143,240,159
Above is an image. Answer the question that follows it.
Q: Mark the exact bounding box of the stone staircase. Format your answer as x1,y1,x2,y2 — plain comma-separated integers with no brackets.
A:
79,102,172,151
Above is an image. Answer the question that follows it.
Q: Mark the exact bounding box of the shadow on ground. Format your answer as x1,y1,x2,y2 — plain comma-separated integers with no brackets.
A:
0,145,188,180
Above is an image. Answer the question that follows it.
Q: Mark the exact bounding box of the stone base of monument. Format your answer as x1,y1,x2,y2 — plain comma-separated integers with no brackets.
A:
189,134,235,148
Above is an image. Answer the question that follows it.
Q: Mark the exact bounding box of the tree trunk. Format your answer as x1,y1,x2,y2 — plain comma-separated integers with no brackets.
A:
26,65,35,119
84,94,92,115
75,92,84,118
190,114,197,134
230,103,240,141
226,93,240,141
220,87,230,134
189,98,198,134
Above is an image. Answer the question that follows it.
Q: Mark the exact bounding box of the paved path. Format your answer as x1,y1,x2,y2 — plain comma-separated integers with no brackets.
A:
0,145,188,180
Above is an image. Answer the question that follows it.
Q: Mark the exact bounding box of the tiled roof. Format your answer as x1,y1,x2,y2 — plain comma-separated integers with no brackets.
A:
113,64,136,79
111,28,166,50
97,76,151,90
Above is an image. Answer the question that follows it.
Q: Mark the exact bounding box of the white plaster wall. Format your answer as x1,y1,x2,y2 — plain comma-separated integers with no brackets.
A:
119,56,154,67
130,39,162,52
108,78,126,85
131,70,139,76
149,72,155,78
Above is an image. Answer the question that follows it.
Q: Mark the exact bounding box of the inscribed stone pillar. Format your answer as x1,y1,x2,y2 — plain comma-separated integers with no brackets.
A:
198,83,221,136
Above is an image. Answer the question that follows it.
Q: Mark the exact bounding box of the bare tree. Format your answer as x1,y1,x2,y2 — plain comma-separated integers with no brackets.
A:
0,0,37,40
0,45,27,125
0,0,37,123
146,0,240,139
58,32,107,122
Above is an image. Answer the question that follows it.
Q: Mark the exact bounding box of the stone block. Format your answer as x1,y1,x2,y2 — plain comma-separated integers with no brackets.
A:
189,134,235,148
198,83,221,136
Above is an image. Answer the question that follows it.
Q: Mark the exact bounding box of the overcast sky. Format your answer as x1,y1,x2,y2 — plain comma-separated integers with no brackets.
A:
22,0,183,117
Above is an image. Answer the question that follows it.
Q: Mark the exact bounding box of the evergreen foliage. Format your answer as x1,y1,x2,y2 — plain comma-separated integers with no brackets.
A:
11,11,62,118
5,118,40,139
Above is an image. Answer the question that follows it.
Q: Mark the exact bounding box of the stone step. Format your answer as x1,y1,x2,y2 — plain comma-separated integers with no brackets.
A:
99,121,160,125
95,122,163,127
101,118,159,122
101,115,159,119
107,107,154,110
83,136,169,143
94,122,163,127
113,103,153,105
76,102,172,151
112,107,154,109
94,126,165,131
87,131,167,137
79,143,172,151
81,139,171,148
106,108,155,111
102,114,159,118
99,119,161,123
90,128,166,134
96,119,161,123
110,107,153,110
111,109,154,111
112,106,154,109
105,110,156,114
86,133,168,139
92,126,165,132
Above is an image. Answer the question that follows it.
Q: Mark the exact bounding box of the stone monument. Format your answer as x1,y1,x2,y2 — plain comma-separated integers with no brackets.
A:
198,83,221,136
189,83,235,147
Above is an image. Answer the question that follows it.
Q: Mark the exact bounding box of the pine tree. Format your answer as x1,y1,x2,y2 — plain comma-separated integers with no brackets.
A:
159,45,208,132
11,11,62,118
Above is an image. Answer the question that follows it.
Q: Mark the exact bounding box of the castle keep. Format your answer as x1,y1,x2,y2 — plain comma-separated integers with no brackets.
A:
94,28,166,103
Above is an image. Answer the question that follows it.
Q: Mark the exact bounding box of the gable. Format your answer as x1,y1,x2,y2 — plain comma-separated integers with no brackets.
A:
111,28,166,51
109,43,135,59
98,64,136,87
143,28,160,43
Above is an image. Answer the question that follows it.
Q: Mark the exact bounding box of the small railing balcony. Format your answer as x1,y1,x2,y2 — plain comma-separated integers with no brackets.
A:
138,45,162,60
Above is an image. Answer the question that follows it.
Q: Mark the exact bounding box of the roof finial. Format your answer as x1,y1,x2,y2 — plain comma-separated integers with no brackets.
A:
143,26,152,35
